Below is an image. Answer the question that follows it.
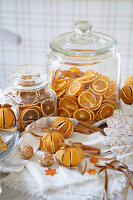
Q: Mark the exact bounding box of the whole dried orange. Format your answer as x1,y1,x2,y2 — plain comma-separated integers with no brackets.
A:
59,96,78,114
41,99,56,116
125,76,133,86
73,108,95,123
57,107,71,118
120,85,133,104
78,91,97,109
66,81,83,97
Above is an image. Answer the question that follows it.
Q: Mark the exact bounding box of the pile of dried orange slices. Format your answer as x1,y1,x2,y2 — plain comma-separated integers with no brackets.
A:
17,87,56,131
51,68,118,123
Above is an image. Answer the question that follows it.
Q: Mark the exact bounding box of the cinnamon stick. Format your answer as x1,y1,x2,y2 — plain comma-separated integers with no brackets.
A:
77,124,96,133
84,150,100,156
74,126,91,135
78,120,106,136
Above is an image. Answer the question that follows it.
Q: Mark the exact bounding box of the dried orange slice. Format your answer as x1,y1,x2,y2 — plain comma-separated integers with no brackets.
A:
18,91,37,105
91,94,102,111
41,99,56,116
54,69,61,82
59,96,78,114
66,81,83,97
104,81,117,99
57,107,71,118
36,88,51,103
73,108,95,123
54,80,67,91
78,91,97,109
56,89,65,98
102,99,118,110
92,77,109,94
75,74,97,85
69,67,80,72
19,107,40,130
99,104,114,120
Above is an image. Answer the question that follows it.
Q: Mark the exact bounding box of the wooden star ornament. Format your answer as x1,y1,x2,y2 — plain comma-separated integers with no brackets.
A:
44,168,57,176
90,157,99,164
87,168,97,175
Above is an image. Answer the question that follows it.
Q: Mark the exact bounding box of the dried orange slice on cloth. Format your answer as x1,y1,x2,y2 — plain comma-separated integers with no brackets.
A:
36,88,51,103
73,108,95,123
18,91,37,105
57,107,71,118
41,99,56,116
78,91,97,109
59,96,78,114
66,81,83,97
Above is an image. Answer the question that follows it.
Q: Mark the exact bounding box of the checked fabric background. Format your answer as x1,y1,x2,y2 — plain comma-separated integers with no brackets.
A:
0,0,133,88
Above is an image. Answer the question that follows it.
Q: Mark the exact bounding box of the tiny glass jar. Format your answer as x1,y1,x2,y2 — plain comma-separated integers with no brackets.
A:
4,65,57,131
48,21,120,123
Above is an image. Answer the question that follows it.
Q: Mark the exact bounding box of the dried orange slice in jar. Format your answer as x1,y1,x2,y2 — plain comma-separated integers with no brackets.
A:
54,80,67,92
66,81,83,97
59,96,78,114
19,107,40,131
69,67,80,72
57,107,71,118
56,89,65,98
78,90,97,109
99,103,114,120
91,76,110,94
36,88,51,103
73,108,95,123
18,91,37,105
102,99,118,110
41,99,56,116
104,81,117,99
91,94,102,111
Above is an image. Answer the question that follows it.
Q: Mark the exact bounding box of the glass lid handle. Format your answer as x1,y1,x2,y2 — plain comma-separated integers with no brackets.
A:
74,21,92,37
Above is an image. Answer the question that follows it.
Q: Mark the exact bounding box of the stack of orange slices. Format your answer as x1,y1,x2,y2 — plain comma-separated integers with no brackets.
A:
51,67,118,123
17,87,56,131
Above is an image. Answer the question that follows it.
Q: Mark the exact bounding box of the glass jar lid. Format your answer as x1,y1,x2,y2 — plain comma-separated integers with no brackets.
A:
8,65,49,90
50,21,117,57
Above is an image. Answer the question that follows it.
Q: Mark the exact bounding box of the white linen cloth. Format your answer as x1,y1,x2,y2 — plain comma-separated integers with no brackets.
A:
105,101,133,171
0,114,130,200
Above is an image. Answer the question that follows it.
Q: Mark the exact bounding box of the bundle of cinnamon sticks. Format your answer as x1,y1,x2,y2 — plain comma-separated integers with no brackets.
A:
74,120,106,136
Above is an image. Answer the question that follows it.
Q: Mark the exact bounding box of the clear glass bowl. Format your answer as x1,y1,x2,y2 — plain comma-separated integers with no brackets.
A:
48,21,121,123
4,65,57,131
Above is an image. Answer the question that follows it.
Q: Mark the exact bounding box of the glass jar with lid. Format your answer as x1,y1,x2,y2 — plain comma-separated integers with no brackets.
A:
48,21,120,123
4,65,57,131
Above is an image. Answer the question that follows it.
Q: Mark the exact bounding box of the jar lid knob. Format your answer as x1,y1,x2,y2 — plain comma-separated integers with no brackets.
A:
74,21,92,36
